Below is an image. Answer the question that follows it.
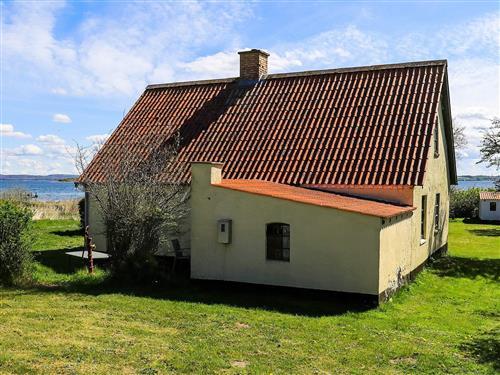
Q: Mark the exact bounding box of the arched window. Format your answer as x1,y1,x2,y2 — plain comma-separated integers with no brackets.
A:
266,223,290,262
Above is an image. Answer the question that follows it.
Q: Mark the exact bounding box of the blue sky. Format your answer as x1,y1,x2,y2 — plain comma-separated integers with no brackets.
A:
1,0,499,175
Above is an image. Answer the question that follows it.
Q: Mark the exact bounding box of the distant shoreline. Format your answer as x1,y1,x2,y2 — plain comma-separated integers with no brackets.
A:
457,175,498,181
0,174,77,181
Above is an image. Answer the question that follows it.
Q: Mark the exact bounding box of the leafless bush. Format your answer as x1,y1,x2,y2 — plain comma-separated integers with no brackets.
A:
76,135,189,279
452,117,467,158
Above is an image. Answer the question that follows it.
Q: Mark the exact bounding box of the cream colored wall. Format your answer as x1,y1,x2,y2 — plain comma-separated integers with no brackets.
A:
87,194,107,253
378,212,414,294
410,103,451,270
190,163,382,295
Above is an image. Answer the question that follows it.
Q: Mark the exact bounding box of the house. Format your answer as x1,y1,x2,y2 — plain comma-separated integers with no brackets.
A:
479,191,500,221
81,49,457,302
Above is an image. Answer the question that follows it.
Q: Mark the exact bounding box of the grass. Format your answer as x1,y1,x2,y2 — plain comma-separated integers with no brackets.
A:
0,219,499,374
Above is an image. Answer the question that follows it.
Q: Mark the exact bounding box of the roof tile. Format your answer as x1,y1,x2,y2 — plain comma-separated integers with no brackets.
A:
479,191,500,200
214,179,415,218
81,61,448,187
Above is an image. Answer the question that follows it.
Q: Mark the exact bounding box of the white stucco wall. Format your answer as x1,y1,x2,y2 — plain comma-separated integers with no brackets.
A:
87,194,108,253
479,199,500,221
190,163,383,296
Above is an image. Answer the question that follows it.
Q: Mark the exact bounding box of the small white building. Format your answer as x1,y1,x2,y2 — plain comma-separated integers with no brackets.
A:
479,191,500,221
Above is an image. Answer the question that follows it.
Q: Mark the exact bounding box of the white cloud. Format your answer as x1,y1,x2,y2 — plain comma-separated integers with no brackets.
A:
52,113,72,123
2,1,252,96
268,25,388,73
0,124,31,138
86,133,110,143
2,157,76,175
51,87,67,95
178,25,389,79
180,51,239,79
37,135,76,158
37,134,66,144
2,4,498,177
14,144,43,155
396,13,500,60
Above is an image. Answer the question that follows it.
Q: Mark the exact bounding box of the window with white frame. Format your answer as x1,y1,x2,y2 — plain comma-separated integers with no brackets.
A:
434,193,440,231
421,195,427,241
434,123,439,157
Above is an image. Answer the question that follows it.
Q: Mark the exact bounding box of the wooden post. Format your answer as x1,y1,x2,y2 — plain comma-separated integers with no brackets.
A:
84,226,95,274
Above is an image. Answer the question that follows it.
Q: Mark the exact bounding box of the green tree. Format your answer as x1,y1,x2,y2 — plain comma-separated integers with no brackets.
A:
477,118,500,190
0,200,33,285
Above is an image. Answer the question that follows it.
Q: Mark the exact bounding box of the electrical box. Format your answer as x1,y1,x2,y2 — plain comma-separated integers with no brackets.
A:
217,219,232,244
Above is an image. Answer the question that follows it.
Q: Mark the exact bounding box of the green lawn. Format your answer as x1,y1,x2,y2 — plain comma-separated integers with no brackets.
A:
0,219,498,374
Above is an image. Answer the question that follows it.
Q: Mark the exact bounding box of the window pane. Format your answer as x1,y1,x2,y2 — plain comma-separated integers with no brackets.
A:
421,196,427,239
434,125,439,156
434,193,440,230
266,223,290,261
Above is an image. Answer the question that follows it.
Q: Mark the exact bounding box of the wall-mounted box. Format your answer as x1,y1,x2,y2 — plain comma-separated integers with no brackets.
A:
217,219,232,244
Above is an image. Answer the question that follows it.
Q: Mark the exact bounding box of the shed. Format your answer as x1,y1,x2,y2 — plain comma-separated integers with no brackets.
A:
479,191,500,221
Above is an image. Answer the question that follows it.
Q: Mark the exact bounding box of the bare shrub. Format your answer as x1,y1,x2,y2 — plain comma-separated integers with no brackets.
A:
76,135,189,281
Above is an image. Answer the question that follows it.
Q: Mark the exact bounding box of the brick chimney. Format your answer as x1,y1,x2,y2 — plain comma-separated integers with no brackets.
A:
238,49,269,80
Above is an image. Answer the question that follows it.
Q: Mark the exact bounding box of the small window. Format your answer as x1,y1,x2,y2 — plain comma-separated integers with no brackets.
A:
266,223,290,262
421,195,427,240
220,223,226,232
434,124,439,157
490,202,497,212
434,193,440,231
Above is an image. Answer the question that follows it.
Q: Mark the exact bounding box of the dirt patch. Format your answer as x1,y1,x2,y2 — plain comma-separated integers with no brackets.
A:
231,361,248,368
390,356,417,365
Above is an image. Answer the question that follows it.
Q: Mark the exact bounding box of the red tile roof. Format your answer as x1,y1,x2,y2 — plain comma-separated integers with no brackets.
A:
81,60,457,186
214,179,415,218
479,191,500,200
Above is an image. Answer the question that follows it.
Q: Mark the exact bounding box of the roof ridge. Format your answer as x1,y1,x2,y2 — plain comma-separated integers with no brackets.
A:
146,59,447,90
147,77,237,90
265,59,447,79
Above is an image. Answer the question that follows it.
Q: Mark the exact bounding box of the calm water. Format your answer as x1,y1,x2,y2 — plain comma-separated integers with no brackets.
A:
457,180,496,190
0,178,495,201
0,179,84,201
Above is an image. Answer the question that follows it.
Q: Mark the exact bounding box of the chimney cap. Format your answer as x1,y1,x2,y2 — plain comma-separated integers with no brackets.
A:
238,48,270,57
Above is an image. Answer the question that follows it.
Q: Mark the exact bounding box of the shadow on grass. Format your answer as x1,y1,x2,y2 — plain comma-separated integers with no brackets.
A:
463,217,500,225
25,253,374,317
28,279,375,317
431,256,500,281
467,228,500,237
34,248,84,274
33,247,108,275
52,229,83,237
460,329,500,371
